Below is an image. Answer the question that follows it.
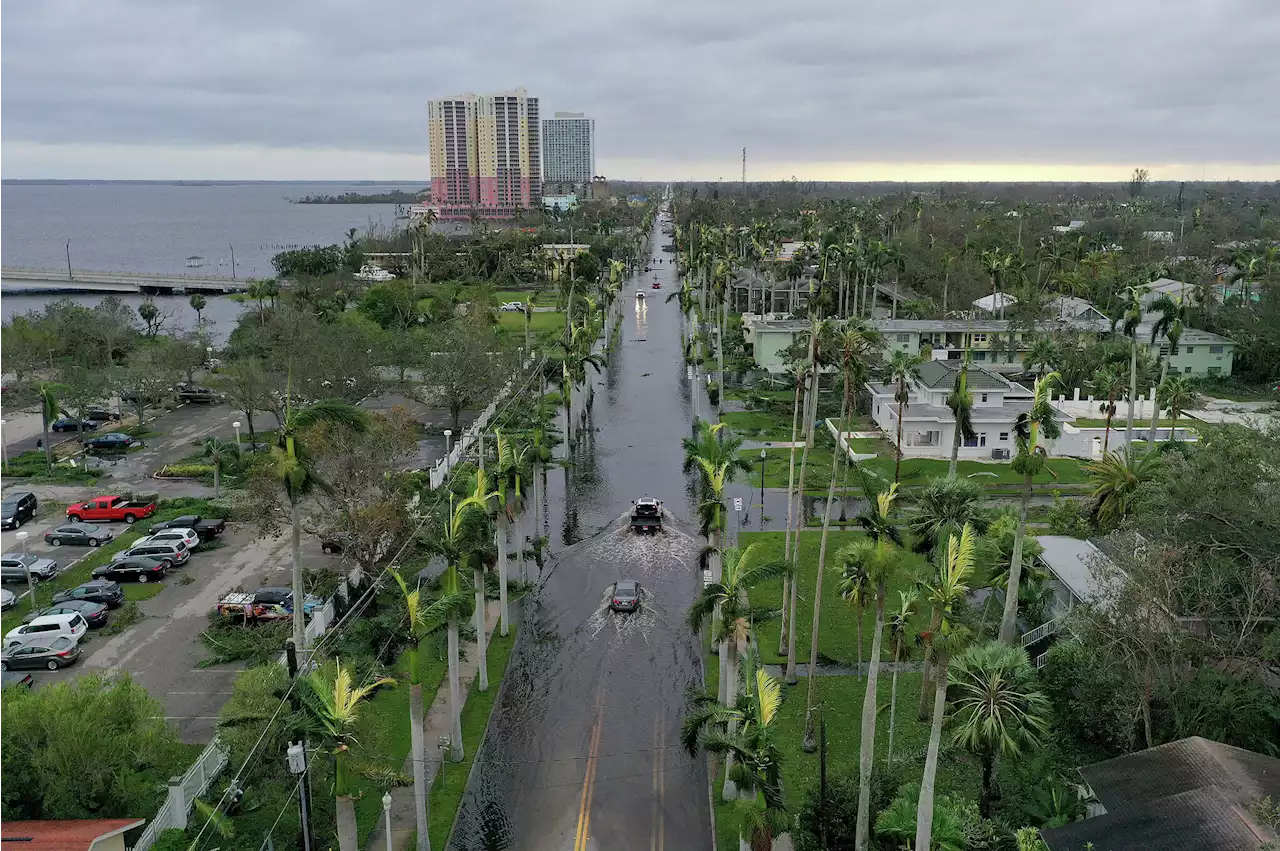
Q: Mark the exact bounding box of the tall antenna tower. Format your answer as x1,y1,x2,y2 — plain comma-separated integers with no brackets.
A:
741,147,747,194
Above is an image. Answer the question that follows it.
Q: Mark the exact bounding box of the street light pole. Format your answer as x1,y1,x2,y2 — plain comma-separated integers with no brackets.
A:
759,449,767,526
232,421,242,449
229,243,237,280
443,429,453,473
1,419,8,470
381,792,393,851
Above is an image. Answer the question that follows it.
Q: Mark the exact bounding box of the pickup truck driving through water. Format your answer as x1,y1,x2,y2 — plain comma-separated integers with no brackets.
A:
65,495,157,525
630,497,663,533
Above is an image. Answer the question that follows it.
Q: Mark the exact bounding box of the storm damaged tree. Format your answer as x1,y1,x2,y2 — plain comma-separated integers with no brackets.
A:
425,314,508,432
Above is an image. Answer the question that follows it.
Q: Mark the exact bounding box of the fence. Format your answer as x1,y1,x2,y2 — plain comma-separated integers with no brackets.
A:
429,355,539,489
130,738,229,851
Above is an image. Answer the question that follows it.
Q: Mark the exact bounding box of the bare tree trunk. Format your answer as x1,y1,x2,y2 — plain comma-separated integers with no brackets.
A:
915,648,949,851
497,516,510,637
998,473,1033,645
787,371,819,685
409,680,432,851
336,795,359,851
447,616,463,761
291,498,306,654
887,663,901,767
917,607,941,719
1147,358,1168,443
474,567,489,690
855,592,888,850
779,379,803,657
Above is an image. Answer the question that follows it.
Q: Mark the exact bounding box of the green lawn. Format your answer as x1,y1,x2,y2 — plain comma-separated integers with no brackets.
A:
746,445,1091,491
720,411,797,442
1070,417,1184,429
496,310,565,336
430,625,519,848
353,648,450,846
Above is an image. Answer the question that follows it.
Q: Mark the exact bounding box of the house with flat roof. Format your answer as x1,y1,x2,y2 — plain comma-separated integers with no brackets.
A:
865,360,1042,460
1,820,146,851
1041,737,1280,850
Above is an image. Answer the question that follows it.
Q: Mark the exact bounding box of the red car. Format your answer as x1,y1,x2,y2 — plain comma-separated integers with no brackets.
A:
651,280,661,289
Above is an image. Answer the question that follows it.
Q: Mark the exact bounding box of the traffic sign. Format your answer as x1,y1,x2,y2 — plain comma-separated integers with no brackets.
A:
733,497,743,512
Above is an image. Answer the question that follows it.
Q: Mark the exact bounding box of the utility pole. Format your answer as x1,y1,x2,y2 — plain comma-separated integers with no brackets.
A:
229,243,237,279
286,642,313,851
741,147,746,196
66,239,73,280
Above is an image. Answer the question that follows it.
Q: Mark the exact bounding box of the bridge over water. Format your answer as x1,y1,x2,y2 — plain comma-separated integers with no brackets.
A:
1,267,252,294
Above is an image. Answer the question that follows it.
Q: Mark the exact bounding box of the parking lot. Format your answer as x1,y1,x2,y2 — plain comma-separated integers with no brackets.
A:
3,499,337,743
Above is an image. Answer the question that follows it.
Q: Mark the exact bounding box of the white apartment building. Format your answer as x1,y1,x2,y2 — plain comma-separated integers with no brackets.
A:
542,111,595,188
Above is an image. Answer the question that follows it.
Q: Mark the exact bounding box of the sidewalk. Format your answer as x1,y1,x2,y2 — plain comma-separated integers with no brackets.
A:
364,599,502,851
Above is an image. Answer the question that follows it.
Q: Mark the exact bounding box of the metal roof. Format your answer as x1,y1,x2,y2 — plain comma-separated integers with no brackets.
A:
1035,535,1108,603
915,359,1011,390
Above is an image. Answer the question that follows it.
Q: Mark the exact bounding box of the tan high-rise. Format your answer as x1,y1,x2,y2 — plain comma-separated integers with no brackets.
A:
428,88,541,217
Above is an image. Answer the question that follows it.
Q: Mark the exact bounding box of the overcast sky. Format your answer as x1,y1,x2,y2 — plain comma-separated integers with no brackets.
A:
3,0,1278,181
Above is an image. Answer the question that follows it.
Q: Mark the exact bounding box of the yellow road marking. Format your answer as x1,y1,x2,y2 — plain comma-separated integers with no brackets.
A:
575,694,604,851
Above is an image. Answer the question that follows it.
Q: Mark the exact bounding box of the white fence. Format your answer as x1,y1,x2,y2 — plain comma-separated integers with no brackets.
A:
429,356,539,489
130,738,229,851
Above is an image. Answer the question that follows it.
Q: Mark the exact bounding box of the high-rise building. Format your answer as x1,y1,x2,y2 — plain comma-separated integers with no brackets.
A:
428,88,541,218
542,111,595,190
427,94,478,206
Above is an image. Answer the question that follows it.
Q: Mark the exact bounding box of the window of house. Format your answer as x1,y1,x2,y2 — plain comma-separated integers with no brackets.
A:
897,333,909,343
999,432,1009,441
1207,366,1222,375
1185,366,1193,373
1184,346,1194,354
981,393,988,402
963,435,978,447
979,433,988,447
1209,345,1224,354
974,351,986,361
972,333,987,343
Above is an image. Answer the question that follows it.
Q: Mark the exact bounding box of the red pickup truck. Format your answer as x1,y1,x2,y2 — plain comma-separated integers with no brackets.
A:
66,495,158,525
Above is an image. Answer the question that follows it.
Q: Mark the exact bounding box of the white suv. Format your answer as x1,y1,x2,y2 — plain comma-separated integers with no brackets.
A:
4,612,88,650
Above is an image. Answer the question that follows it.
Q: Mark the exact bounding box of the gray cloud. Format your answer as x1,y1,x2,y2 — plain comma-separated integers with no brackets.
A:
3,0,1279,177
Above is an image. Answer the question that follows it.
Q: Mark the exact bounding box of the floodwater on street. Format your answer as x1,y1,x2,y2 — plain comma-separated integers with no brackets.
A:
449,209,713,850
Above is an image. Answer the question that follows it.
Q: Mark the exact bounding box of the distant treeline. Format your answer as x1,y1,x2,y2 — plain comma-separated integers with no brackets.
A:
293,189,429,204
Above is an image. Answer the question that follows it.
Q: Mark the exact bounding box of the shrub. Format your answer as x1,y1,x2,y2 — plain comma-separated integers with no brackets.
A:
156,463,215,478
1040,639,1135,756
1046,492,1092,538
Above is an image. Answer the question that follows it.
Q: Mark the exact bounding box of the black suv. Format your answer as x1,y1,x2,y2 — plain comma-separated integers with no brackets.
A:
1,492,38,529
52,580,125,608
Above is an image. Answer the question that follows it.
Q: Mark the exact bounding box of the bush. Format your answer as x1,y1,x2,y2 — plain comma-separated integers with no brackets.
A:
1040,639,1135,756
1046,492,1092,538
156,463,215,478
792,771,860,851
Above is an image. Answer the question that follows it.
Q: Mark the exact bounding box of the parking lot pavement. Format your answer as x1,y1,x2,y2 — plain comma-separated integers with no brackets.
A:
33,524,337,743
79,401,243,488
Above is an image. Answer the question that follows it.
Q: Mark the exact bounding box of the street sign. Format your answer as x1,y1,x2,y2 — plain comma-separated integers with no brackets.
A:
733,498,743,512
687,365,694,380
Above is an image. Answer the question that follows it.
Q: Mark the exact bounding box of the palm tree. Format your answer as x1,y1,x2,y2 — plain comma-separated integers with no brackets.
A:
836,556,870,677
945,355,976,479
779,365,807,658
492,430,528,635
949,641,1052,817
555,328,604,445
886,350,925,483
851,485,904,850
686,544,786,799
1090,365,1125,456
461,467,499,692
915,525,977,851
391,570,470,851
271,394,369,653
885,588,918,769
907,476,991,558
202,437,238,498
298,660,396,851
682,651,788,851
424,471,491,762
1022,336,1060,378
1117,283,1148,445
999,372,1061,645
1085,447,1161,528
36,382,63,471
189,293,207,327
1158,374,1201,440
1145,294,1188,442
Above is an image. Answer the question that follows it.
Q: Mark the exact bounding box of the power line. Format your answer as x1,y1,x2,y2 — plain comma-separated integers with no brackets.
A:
188,356,549,851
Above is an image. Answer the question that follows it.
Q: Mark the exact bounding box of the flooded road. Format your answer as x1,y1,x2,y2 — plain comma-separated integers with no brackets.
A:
449,207,713,850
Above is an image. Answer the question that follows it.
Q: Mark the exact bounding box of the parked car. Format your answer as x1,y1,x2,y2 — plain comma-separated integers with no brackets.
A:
84,432,138,452
1,636,82,671
177,385,222,404
66,495,157,524
115,539,189,566
140,528,198,549
4,612,88,650
499,302,524,312
2,670,35,688
50,417,98,433
53,580,124,608
94,555,169,583
1,491,39,529
1,589,15,611
121,390,167,405
0,554,59,583
44,523,115,547
84,408,122,423
609,579,641,612
151,515,226,540
23,600,109,629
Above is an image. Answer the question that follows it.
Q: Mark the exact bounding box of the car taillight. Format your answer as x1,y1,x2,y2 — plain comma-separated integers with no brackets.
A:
613,599,621,606
57,650,73,657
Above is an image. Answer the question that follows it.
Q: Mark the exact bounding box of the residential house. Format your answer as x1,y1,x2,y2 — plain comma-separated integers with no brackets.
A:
1048,295,1108,321
749,314,1234,378
1041,737,1280,850
1,820,146,851
540,243,591,280
972,292,1019,315
865,360,1042,459
1143,230,1175,243
1051,220,1086,234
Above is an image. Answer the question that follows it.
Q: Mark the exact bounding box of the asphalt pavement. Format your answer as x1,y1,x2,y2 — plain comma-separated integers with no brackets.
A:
448,210,714,851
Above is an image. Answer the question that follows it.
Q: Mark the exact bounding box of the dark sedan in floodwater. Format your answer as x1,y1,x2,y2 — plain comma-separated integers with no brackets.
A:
609,579,641,612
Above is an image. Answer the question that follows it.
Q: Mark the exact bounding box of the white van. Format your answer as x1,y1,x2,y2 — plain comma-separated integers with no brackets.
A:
4,612,88,650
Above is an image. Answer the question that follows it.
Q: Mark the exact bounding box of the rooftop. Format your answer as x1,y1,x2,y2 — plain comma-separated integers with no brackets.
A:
1041,737,1280,851
1035,535,1108,603
1,820,146,851
915,359,1011,390
973,292,1019,312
